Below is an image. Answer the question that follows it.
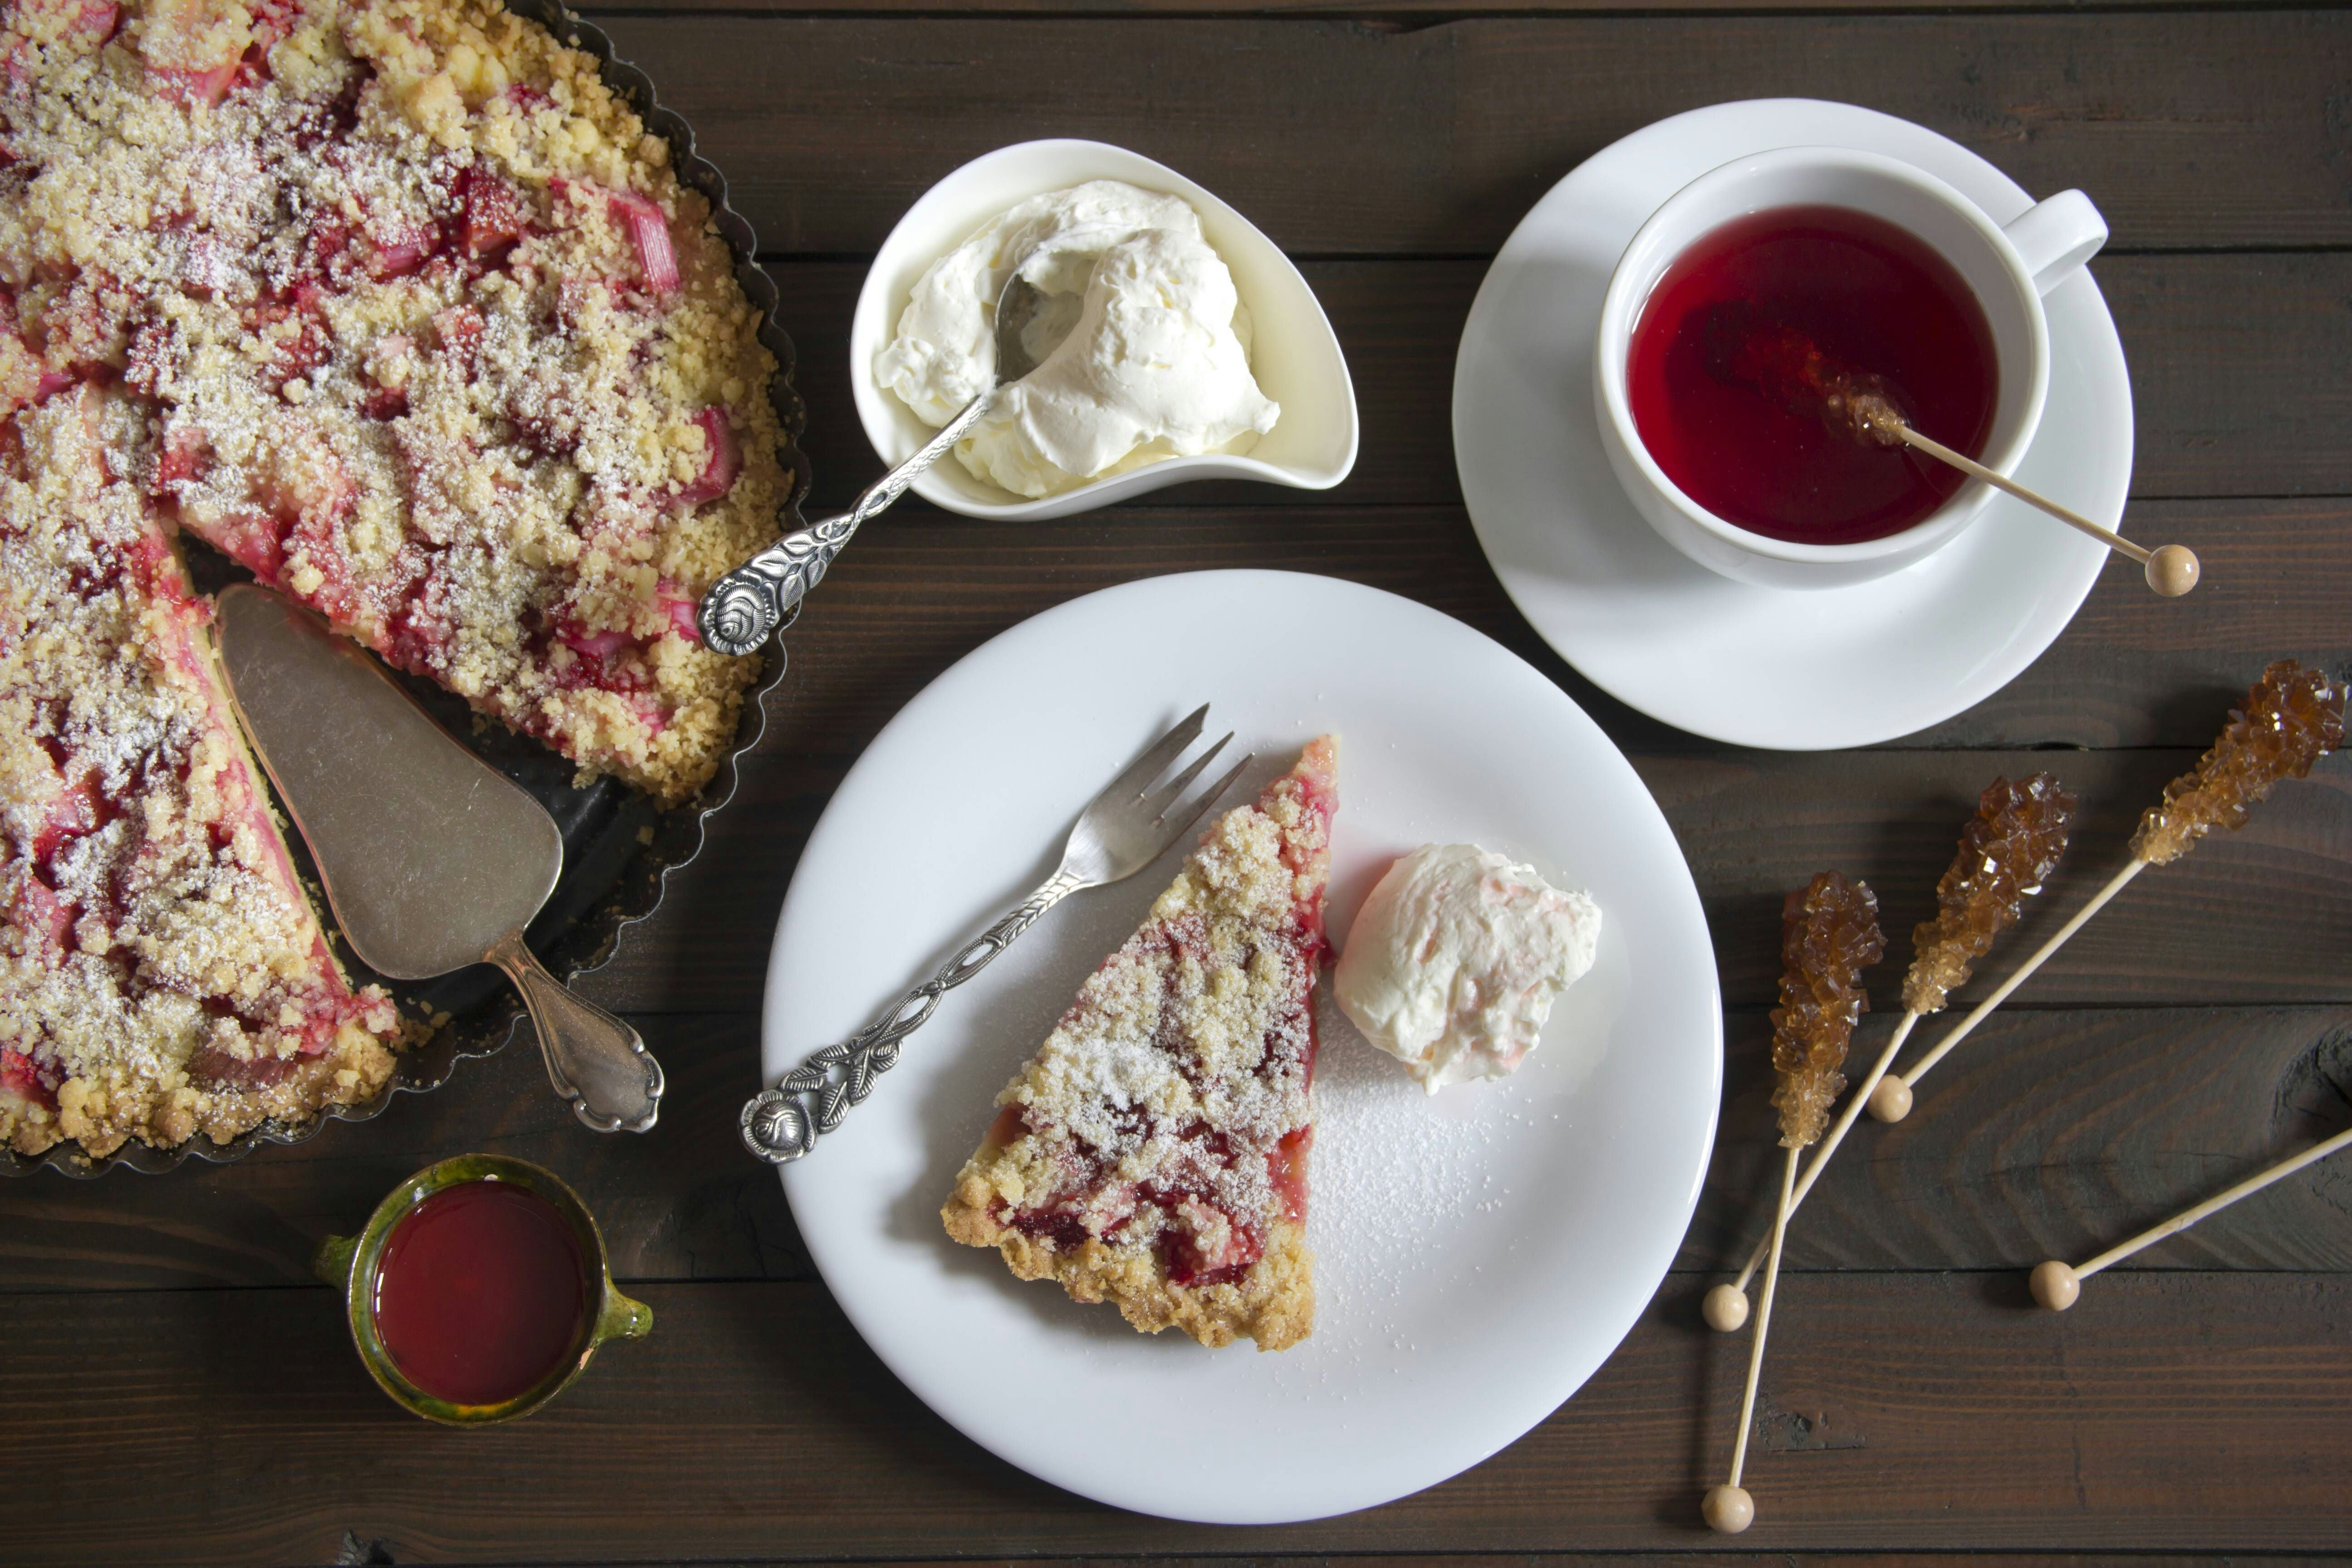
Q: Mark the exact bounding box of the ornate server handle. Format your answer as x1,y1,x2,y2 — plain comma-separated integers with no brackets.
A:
490,931,665,1134
740,867,1089,1163
698,388,1000,657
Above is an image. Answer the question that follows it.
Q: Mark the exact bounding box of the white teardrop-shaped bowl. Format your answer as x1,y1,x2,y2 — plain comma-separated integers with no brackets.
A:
849,139,1360,520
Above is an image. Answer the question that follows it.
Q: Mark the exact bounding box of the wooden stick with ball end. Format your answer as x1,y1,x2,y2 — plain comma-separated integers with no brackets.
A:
1705,872,1883,1534
1703,309,2200,598
2031,1122,2352,1311
1703,776,2077,1335
1880,419,2199,598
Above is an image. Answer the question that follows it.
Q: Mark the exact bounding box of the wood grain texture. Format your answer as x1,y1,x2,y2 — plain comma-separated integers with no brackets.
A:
695,495,2352,772
585,0,2286,13
872,500,2342,749
0,1014,805,1294
8,3,2348,1558
564,710,2352,1019
588,13,2352,255
1638,749,2352,1009
774,256,2352,517
1697,1005,2352,1277
4,1004,2346,1293
419,1561,2352,1568
5,1273,2351,1563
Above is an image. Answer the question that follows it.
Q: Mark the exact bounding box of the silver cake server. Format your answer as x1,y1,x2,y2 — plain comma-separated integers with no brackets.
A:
212,583,664,1133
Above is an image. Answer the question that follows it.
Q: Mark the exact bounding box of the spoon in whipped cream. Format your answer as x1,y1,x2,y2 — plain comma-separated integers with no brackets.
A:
877,181,1280,499
696,274,1047,657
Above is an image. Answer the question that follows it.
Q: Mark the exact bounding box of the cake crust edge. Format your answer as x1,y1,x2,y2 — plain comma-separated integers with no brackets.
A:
942,1172,1316,1352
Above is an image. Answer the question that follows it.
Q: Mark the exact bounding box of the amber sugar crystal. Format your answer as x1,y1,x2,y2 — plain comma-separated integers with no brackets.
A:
1901,774,2078,1017
1768,871,1886,1149
2130,661,2346,867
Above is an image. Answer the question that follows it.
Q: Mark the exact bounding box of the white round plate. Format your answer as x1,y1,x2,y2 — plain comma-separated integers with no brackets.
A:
769,571,1720,1523
1453,98,2134,750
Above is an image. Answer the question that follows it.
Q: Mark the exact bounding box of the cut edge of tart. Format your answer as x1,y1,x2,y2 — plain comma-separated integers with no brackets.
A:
0,0,796,1160
3,0,790,809
1,388,401,1160
941,735,1338,1351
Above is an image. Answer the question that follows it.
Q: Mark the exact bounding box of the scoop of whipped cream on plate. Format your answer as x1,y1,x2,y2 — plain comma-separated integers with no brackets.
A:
874,179,1280,498
1334,843,1603,1093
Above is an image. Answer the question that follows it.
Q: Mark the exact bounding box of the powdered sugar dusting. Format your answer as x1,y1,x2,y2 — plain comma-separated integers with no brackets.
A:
0,393,399,1159
941,737,1338,1350
1309,988,1542,1340
1,0,788,804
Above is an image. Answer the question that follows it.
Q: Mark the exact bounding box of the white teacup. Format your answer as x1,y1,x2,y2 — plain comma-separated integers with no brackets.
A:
1593,147,2107,590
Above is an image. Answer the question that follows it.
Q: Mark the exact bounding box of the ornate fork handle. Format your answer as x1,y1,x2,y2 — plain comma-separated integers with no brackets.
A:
698,388,999,658
740,868,1089,1163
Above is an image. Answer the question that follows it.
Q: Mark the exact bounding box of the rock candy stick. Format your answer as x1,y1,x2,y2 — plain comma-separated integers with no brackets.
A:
1874,661,2344,1124
1704,872,1883,1536
1705,776,2077,1331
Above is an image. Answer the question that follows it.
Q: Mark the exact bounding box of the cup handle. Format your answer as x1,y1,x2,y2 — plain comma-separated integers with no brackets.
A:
313,1233,358,1293
593,1285,655,1346
2003,190,2108,297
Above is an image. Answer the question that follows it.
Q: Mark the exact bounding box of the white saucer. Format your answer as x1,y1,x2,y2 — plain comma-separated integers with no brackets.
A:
1452,99,2133,750
769,572,1719,1523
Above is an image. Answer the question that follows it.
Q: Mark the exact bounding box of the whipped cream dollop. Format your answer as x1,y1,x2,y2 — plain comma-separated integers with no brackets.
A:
1333,843,1603,1093
874,180,1280,497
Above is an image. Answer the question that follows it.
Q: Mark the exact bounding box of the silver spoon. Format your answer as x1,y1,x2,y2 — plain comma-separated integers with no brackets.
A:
697,274,1049,657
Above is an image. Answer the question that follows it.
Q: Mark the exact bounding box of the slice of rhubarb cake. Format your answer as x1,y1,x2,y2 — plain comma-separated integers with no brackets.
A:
943,737,1337,1351
1,0,789,805
0,390,399,1158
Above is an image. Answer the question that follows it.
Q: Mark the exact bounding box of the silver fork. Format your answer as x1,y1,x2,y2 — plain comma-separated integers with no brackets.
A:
739,705,1251,1163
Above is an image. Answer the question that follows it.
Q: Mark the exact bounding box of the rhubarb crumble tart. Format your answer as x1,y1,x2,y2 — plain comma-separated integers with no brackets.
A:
943,737,1338,1351
0,0,789,1157
2,0,788,806
1,388,400,1156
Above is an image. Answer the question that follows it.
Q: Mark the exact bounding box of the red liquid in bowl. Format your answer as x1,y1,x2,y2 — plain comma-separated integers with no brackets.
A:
372,1180,588,1406
1627,204,1999,545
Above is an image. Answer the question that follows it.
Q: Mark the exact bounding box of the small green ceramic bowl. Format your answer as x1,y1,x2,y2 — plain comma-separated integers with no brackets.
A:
314,1153,652,1426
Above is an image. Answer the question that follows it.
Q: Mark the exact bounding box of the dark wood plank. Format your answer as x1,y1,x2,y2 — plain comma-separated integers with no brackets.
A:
1696,1005,2352,1277
2114,253,2352,500
6,1272,2352,1562
1944,497,2352,747
590,14,2352,255
586,0,2286,10
0,1015,803,1294
577,736,2352,1016
464,1560,2352,1568
776,256,2352,516
567,514,2352,1014
1638,748,2352,1011
9,1002,2348,1292
689,498,2352,761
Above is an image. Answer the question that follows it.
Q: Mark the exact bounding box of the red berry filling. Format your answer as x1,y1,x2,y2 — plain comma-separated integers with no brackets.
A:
0,0,118,82
0,1048,57,1110
604,186,679,296
951,740,1335,1345
670,407,738,510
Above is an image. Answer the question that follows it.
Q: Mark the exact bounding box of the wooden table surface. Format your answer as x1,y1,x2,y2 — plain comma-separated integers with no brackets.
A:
7,1,2352,1563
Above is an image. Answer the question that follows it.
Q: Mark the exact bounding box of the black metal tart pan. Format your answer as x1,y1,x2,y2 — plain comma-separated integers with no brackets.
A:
5,0,808,1176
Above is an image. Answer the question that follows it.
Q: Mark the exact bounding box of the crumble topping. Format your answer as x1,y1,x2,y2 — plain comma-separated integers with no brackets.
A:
3,0,787,806
0,389,397,1157
943,737,1338,1351
0,0,783,1156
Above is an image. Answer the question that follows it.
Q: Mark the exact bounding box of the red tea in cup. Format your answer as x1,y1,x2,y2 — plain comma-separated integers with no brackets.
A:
372,1179,588,1406
1626,204,1999,546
